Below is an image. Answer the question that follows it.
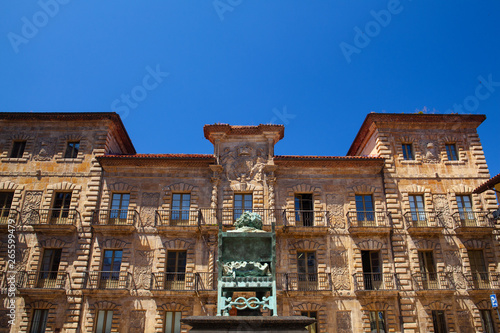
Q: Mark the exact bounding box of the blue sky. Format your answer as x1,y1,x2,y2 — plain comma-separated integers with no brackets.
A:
1,1,499,177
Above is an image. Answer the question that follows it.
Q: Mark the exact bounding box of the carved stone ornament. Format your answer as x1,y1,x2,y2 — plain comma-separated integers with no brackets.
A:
33,138,57,161
139,192,160,227
423,141,440,164
433,194,452,228
336,311,353,333
326,194,345,228
220,144,268,183
129,311,146,333
331,250,350,290
21,191,43,224
133,250,154,289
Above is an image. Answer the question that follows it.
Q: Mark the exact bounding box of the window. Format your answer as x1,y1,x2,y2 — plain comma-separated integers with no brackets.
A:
301,311,317,333
171,193,191,225
166,251,187,290
164,311,181,333
418,251,437,289
369,311,386,333
39,249,62,288
95,310,113,333
297,251,317,290
468,249,489,289
10,141,26,158
445,144,458,161
402,143,414,160
0,192,13,224
51,192,72,224
481,309,496,333
234,193,252,220
100,249,123,288
408,195,426,225
432,310,447,333
30,309,49,333
456,195,474,226
355,194,374,225
362,251,382,290
64,141,80,158
295,194,314,226
110,193,130,224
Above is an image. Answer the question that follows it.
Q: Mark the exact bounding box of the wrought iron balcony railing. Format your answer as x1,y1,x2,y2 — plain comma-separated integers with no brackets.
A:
346,211,390,228
277,273,332,291
84,271,132,290
199,208,282,226
0,209,19,225
404,210,441,229
412,272,455,291
15,271,68,289
453,211,495,229
23,209,78,226
150,272,217,291
353,273,398,292
91,209,138,227
282,210,330,227
465,272,500,290
155,209,201,227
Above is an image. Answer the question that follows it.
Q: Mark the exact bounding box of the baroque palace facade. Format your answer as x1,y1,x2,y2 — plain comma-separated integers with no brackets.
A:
0,112,499,333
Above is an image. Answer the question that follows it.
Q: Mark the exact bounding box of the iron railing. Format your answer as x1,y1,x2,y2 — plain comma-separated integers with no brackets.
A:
151,272,217,291
22,209,78,226
277,273,332,291
15,271,68,289
346,211,390,228
84,271,132,290
282,210,330,227
453,211,495,229
0,209,19,225
199,208,282,226
91,209,138,227
465,272,500,290
404,210,441,229
412,272,455,290
353,273,398,291
155,209,200,227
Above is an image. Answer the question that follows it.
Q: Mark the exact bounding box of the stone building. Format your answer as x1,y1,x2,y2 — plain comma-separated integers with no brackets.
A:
0,112,499,333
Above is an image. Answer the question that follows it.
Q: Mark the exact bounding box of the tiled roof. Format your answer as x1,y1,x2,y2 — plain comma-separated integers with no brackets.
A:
98,153,214,159
473,173,500,194
0,112,135,154
275,155,382,160
347,113,486,156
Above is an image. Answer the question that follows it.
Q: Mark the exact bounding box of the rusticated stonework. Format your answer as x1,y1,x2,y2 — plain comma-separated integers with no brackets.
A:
129,310,146,333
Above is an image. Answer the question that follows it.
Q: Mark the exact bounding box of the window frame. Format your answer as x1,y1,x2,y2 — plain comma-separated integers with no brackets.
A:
300,310,317,333
51,191,72,223
10,140,27,158
109,193,131,223
94,309,113,333
64,141,80,159
171,193,191,223
480,309,497,333
0,191,14,223
369,310,387,333
355,194,375,224
431,310,447,333
402,143,414,160
233,193,253,220
29,308,49,333
294,193,314,226
164,311,181,333
445,143,459,161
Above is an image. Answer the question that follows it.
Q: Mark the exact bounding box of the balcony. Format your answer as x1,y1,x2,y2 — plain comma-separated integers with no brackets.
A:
151,272,216,291
282,210,330,231
353,273,398,294
200,208,282,229
91,209,138,234
277,273,332,291
453,211,495,234
412,272,455,291
465,272,500,291
22,209,77,234
0,209,19,228
155,209,201,230
347,211,391,234
15,271,68,293
84,271,133,291
404,211,443,235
